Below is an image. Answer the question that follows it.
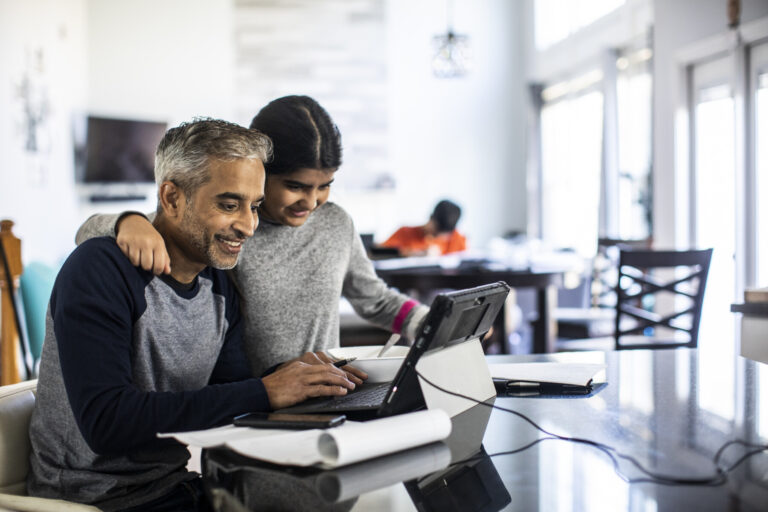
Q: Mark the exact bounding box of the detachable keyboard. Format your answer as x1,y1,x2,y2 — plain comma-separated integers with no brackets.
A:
280,381,392,413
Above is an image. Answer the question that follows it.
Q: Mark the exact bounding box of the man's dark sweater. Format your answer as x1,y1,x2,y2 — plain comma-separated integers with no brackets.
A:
27,237,270,510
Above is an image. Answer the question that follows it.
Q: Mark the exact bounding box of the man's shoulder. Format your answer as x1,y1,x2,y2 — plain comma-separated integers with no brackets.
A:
69,236,134,266
50,237,153,314
63,236,151,283
76,235,121,252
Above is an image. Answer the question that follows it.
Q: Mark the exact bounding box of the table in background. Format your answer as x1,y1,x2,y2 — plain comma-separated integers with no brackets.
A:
376,266,563,353
204,348,768,511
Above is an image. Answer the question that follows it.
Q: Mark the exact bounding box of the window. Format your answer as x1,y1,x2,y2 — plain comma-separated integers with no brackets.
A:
616,49,653,240
537,46,652,256
531,0,652,256
691,55,736,421
751,41,768,439
753,43,768,284
757,73,768,283
539,73,604,256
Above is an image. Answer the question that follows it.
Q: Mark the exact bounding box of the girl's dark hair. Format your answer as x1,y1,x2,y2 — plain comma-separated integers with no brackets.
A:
249,95,342,175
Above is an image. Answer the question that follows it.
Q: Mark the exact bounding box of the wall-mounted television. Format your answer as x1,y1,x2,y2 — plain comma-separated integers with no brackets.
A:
81,116,167,184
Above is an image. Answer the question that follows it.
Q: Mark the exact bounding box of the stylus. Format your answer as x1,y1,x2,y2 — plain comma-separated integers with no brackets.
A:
377,333,401,357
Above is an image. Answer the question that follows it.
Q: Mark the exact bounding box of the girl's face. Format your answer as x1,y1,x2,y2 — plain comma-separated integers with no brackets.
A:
259,167,336,227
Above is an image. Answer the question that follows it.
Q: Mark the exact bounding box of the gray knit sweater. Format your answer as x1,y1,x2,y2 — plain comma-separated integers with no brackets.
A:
76,202,428,375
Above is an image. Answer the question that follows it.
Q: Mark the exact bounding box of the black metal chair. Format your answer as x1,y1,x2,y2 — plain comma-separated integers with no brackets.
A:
556,238,652,339
557,248,713,351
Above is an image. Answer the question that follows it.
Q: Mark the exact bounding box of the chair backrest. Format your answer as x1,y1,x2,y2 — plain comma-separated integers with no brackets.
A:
613,248,713,350
1,219,26,385
0,379,37,495
591,238,653,308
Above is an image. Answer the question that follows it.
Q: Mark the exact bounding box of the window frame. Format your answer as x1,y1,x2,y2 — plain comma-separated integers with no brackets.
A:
533,42,653,253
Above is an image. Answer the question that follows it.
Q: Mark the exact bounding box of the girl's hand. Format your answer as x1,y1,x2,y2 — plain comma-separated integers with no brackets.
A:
116,214,171,275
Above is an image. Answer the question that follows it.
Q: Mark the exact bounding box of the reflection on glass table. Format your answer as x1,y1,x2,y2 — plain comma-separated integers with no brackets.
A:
405,445,510,512
203,441,450,512
480,349,768,512
202,399,499,512
202,349,768,511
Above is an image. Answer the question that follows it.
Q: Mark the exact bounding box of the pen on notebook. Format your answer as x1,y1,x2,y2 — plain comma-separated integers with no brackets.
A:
332,357,357,368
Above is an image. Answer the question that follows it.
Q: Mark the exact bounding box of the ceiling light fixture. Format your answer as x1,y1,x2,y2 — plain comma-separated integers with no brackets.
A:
432,0,471,78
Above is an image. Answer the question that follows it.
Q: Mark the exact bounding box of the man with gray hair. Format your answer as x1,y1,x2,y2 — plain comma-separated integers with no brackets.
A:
27,118,357,511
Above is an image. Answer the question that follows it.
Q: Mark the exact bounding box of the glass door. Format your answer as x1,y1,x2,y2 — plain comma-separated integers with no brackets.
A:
750,40,768,440
691,54,736,421
753,42,768,285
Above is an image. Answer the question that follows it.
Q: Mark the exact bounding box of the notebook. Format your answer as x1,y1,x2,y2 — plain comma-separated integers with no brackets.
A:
277,282,511,419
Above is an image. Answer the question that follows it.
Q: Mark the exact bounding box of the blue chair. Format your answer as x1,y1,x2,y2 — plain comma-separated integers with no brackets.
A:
19,262,57,369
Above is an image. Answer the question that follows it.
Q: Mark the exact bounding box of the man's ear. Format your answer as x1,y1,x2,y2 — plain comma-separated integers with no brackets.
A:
158,181,185,219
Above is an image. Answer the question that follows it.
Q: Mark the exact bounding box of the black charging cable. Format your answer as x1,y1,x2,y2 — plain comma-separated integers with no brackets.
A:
415,369,767,487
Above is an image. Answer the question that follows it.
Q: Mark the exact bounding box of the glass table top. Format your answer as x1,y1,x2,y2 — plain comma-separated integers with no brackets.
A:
204,348,768,511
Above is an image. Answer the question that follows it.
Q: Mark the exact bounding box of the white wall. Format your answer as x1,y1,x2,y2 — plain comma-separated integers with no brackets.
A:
86,0,234,123
0,0,87,266
652,0,768,248
326,0,528,249
77,0,236,226
383,0,526,248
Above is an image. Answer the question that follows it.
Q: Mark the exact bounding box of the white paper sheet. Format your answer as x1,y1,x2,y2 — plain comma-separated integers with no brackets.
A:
316,408,451,467
159,408,452,469
488,362,606,386
158,424,271,448
228,429,324,466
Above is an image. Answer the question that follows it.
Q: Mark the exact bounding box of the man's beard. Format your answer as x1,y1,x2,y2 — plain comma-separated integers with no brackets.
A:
181,206,240,270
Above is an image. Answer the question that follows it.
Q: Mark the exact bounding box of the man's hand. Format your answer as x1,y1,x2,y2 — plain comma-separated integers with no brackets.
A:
279,351,367,386
262,361,358,410
116,214,171,275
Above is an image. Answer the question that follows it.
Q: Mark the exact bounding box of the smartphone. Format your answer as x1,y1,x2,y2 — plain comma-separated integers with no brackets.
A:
233,412,346,430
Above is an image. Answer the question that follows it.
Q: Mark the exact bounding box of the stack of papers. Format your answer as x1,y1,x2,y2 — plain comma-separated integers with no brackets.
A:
159,409,451,469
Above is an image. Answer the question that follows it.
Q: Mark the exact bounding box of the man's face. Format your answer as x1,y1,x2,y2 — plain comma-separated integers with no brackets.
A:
259,167,336,227
178,158,265,270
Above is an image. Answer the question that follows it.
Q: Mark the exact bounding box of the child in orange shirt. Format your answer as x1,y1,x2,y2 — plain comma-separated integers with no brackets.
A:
382,200,467,256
